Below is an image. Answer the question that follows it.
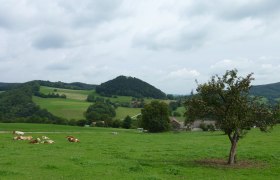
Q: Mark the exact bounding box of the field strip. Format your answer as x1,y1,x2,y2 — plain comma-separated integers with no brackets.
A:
0,131,126,134
0,131,83,134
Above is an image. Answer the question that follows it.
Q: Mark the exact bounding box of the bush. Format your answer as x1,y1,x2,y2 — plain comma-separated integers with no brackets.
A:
122,115,132,129
76,119,87,126
112,119,122,128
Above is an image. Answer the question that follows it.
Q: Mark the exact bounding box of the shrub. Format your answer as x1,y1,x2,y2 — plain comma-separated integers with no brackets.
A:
112,119,122,128
122,116,132,129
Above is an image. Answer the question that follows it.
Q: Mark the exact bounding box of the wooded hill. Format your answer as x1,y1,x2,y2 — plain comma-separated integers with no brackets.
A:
0,82,65,124
96,76,166,99
250,82,280,104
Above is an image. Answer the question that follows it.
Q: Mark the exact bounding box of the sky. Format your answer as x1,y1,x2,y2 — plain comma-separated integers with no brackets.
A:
0,0,280,94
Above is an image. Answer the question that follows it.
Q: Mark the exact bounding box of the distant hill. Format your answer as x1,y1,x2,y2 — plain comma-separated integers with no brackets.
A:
0,82,21,91
34,80,96,90
96,76,166,99
0,80,96,91
250,82,280,104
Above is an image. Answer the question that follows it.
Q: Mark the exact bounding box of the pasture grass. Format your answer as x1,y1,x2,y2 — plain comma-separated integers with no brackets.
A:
33,96,141,120
173,107,186,122
40,86,93,101
33,96,90,120
115,107,142,120
1,123,280,179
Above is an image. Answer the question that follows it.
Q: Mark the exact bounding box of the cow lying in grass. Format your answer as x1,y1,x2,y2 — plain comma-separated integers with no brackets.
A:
29,138,41,144
66,136,80,142
29,136,55,144
13,136,33,140
13,131,24,136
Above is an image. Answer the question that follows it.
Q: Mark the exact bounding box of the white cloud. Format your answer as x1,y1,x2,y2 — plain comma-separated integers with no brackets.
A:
167,68,200,79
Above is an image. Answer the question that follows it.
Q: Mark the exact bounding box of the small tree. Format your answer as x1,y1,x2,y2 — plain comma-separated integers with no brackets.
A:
141,100,170,132
186,69,278,165
122,115,132,129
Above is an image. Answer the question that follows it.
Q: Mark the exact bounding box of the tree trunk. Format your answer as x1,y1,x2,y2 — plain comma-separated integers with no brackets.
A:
228,135,238,165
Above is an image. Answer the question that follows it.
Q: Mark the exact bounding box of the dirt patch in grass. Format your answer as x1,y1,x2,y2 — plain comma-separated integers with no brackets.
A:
195,159,267,169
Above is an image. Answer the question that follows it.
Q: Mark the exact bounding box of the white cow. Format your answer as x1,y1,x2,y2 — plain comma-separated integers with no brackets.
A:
13,131,24,135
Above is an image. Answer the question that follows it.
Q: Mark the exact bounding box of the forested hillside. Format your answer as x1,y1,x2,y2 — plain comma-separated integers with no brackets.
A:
0,82,66,124
0,82,21,91
96,76,166,99
250,82,280,104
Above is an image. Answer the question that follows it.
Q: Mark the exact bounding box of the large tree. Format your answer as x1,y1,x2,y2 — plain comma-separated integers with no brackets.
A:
185,69,279,165
84,101,116,126
141,100,170,132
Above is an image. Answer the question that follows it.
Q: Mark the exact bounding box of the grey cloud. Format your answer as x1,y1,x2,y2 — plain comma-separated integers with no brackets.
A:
45,63,71,71
186,0,280,20
0,13,11,29
33,33,67,50
133,30,207,51
221,0,280,20
58,0,123,28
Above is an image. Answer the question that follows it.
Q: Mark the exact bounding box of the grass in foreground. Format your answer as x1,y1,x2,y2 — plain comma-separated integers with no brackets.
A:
0,123,280,179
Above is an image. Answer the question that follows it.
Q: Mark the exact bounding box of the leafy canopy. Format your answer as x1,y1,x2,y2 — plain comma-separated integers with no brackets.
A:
141,100,170,132
84,101,116,122
186,69,278,135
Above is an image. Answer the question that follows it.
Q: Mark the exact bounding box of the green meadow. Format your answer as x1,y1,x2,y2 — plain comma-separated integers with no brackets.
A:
1,123,280,179
34,87,142,120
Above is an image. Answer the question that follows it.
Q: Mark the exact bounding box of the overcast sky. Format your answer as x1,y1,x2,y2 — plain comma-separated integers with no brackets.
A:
1,0,280,94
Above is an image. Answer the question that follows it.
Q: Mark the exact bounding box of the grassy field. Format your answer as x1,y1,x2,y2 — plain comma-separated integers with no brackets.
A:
33,96,141,120
34,86,163,121
173,107,186,122
33,96,91,120
115,107,141,120
0,123,280,179
40,86,133,103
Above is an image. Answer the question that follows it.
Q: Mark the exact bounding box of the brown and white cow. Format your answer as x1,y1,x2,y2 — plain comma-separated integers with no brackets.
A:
66,136,80,143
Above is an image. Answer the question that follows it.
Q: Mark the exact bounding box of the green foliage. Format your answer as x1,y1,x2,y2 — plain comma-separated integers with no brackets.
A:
86,93,95,102
172,111,181,117
141,100,170,132
84,102,116,124
0,82,21,91
169,101,180,111
34,91,67,99
122,115,132,129
112,119,122,128
96,75,166,99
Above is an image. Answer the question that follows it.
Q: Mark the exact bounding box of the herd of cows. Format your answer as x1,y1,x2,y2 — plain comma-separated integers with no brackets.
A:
12,131,80,144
